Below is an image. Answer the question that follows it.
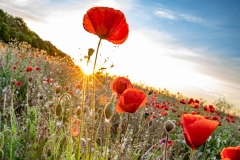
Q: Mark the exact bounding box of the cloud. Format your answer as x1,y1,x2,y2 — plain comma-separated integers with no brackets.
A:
154,5,211,27
154,10,175,20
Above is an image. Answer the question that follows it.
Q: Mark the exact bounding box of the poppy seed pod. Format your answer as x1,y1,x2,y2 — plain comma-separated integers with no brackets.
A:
104,102,115,120
55,104,62,117
165,120,175,132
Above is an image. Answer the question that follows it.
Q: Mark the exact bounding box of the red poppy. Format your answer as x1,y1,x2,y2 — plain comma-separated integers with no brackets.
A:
83,6,129,44
188,98,194,104
159,138,173,147
181,114,219,150
115,88,147,113
46,78,51,83
75,83,82,89
13,66,17,70
36,67,40,71
179,99,186,104
220,146,240,160
15,81,22,87
18,54,23,58
204,116,210,119
212,116,219,121
26,66,33,72
110,77,133,96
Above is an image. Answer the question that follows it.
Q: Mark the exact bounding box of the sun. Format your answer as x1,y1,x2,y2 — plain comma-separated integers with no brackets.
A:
74,60,93,75
81,64,93,75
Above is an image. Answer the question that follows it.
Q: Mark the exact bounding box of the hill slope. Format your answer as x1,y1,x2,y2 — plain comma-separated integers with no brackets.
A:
0,8,73,65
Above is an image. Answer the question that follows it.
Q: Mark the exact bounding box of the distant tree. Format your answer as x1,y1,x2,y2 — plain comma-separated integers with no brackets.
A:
0,21,10,41
214,97,234,114
0,9,7,22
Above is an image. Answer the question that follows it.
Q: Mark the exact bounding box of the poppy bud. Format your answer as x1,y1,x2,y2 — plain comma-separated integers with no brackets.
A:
29,77,33,82
41,154,47,160
39,95,44,100
63,116,69,123
76,107,81,116
49,102,54,108
164,120,175,132
144,112,150,119
47,149,51,156
104,102,115,121
11,79,16,85
55,104,62,116
65,86,70,91
148,90,153,95
88,48,94,57
56,86,62,94
83,106,88,113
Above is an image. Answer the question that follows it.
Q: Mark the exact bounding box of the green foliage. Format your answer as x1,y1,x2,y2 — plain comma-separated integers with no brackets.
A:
0,9,74,65
0,41,239,159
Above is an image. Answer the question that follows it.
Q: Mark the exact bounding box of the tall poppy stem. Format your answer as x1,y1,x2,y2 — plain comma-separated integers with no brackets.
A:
93,38,102,73
89,38,102,159
164,133,169,160
202,141,208,159
190,148,194,160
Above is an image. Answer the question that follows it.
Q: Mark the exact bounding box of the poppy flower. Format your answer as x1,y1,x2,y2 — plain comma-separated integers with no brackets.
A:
220,146,240,160
46,78,51,83
36,66,40,71
159,138,173,147
18,54,23,58
115,88,147,113
179,99,186,104
26,66,33,72
110,77,133,96
181,114,219,150
83,6,129,44
71,125,79,137
15,81,22,87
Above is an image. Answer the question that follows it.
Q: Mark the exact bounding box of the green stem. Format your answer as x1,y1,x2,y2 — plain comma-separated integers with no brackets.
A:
89,38,102,159
105,122,111,160
190,148,194,160
164,133,169,160
202,141,207,160
123,113,130,138
93,38,102,73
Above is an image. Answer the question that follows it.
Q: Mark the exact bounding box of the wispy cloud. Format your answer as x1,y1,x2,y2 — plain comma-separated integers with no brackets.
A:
154,10,175,20
154,6,210,27
179,13,203,24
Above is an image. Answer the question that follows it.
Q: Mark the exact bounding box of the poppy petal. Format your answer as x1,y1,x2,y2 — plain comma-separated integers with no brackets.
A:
115,102,126,113
182,114,219,150
83,7,129,44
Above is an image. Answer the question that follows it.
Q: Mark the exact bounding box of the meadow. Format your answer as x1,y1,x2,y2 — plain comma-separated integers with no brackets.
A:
0,6,240,160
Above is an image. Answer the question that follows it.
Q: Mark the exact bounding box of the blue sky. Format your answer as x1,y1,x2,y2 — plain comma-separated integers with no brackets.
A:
0,0,240,109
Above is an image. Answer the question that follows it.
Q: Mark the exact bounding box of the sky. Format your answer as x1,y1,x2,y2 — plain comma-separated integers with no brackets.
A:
0,0,240,108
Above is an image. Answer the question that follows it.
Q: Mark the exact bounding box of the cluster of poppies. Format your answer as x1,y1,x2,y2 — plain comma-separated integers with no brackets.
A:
82,6,239,159
109,77,147,113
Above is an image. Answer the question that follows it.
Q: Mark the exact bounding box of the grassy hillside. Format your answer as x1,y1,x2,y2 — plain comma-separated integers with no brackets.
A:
0,41,239,160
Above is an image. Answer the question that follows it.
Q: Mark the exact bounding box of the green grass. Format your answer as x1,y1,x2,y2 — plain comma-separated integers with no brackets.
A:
0,41,239,160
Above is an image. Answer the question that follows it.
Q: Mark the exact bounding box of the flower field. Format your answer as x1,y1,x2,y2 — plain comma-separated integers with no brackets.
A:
0,6,240,160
